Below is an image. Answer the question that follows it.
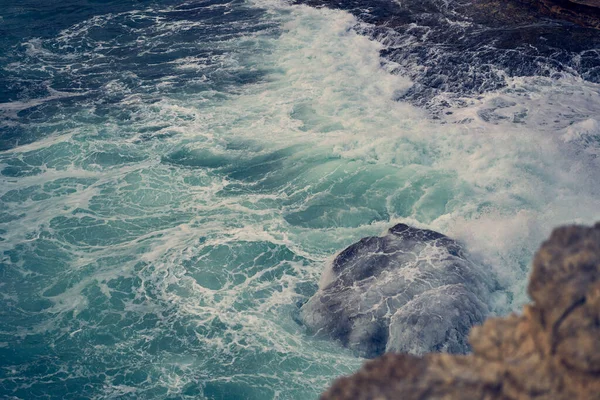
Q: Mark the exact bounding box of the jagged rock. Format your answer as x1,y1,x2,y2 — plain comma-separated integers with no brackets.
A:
300,224,494,358
321,223,600,400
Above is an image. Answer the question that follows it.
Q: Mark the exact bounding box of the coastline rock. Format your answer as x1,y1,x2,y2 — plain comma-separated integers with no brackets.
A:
321,223,600,400
570,0,600,8
300,224,494,358
519,0,600,28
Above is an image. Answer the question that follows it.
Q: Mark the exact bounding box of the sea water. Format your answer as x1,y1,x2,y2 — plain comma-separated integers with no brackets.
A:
1,0,600,398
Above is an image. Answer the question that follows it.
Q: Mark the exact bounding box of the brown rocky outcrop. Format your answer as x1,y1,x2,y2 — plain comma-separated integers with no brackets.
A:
321,223,600,400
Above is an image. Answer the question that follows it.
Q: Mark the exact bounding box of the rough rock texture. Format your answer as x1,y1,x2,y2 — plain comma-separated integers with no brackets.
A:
321,223,600,400
300,224,494,358
570,0,600,8
521,0,600,28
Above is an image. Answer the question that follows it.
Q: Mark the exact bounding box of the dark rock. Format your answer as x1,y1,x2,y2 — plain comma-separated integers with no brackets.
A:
320,223,600,400
521,0,600,28
300,224,494,358
387,284,489,355
570,0,600,8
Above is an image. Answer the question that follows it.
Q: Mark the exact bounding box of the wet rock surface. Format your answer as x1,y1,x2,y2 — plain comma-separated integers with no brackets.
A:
300,224,494,358
525,0,600,27
569,0,600,7
321,223,600,400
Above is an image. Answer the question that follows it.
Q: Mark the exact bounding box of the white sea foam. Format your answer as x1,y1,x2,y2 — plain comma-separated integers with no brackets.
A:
2,0,600,398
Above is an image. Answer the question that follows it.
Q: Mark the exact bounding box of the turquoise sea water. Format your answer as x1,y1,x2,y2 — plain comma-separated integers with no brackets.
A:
1,0,600,398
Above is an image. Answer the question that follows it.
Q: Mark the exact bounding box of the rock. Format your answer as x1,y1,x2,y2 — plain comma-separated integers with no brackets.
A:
570,0,600,9
320,223,600,400
300,224,494,358
519,0,600,28
386,284,489,355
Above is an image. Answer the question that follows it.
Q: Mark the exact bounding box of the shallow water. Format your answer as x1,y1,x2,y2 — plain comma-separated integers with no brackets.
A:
1,0,600,398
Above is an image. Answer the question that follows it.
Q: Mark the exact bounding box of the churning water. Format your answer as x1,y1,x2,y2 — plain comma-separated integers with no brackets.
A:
1,0,600,398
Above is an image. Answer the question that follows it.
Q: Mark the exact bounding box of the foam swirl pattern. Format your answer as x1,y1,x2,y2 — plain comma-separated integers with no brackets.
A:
1,0,600,398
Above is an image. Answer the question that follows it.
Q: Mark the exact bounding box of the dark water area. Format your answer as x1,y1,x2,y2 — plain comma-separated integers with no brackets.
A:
0,0,154,40
0,0,166,103
0,0,275,151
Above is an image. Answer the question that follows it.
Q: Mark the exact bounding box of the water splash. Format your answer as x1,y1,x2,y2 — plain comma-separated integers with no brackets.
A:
1,0,600,398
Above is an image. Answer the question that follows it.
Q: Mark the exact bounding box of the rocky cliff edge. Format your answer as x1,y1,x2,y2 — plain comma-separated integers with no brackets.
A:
321,223,600,400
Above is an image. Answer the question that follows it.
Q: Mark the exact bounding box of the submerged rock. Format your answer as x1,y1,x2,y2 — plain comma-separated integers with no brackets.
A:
321,223,600,400
300,224,494,358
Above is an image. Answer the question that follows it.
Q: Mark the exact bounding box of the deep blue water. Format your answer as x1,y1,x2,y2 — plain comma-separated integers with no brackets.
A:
1,0,600,398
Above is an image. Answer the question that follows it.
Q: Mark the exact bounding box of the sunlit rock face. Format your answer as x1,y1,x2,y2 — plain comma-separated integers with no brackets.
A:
300,224,494,358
